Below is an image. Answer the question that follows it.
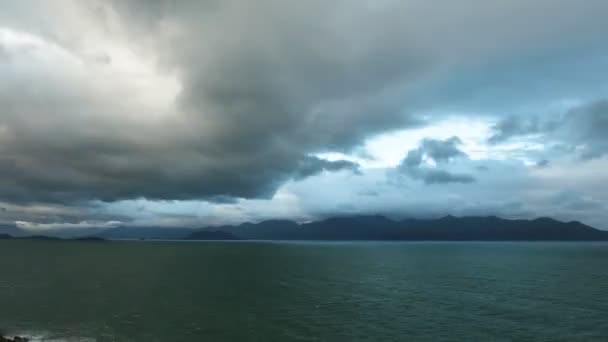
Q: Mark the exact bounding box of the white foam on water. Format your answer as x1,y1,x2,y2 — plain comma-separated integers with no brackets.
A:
10,331,96,342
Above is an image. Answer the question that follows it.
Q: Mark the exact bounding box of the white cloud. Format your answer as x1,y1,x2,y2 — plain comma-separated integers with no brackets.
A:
16,220,122,231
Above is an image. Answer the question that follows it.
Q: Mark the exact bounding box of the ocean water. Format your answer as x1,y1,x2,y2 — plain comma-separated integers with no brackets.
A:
0,240,607,341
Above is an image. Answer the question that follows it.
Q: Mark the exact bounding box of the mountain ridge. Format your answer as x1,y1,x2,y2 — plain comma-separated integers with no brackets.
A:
3,215,606,241
183,215,607,241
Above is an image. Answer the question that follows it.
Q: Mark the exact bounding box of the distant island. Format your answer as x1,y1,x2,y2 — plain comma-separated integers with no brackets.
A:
0,234,104,242
186,230,239,241
2,216,607,242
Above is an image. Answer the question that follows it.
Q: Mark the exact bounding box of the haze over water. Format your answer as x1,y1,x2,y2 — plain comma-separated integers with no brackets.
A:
1,240,607,341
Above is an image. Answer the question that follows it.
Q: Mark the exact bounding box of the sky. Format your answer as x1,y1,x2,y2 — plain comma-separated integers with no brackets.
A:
1,0,608,231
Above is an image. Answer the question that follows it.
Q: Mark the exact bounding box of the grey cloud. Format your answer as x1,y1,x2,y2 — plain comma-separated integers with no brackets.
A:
489,99,608,160
0,0,606,208
446,201,534,220
0,0,429,205
397,137,475,184
402,149,424,168
400,137,468,168
419,137,466,163
536,159,550,168
0,201,132,228
0,44,8,60
293,157,361,180
488,116,543,144
358,190,379,197
569,100,608,159
549,190,604,212
84,52,112,66
409,169,476,185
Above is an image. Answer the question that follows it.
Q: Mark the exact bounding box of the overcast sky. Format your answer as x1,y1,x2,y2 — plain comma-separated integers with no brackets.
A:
1,0,608,231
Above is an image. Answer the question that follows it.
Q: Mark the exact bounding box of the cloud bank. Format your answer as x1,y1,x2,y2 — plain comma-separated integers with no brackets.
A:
0,0,607,229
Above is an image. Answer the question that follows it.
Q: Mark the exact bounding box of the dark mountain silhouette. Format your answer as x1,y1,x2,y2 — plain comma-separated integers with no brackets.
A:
188,215,608,241
185,230,239,241
0,234,104,242
73,237,106,242
0,235,60,241
17,235,62,241
0,224,27,238
95,226,195,240
0,224,106,239
4,216,606,242
205,220,301,240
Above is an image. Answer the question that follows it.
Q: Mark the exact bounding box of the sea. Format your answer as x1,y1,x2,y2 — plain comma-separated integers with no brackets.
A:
1,240,607,341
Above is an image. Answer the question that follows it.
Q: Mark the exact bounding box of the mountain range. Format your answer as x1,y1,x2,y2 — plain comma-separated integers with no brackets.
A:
185,215,608,241
2,216,607,241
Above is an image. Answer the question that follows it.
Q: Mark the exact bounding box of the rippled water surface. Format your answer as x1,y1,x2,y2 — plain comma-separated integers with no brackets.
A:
1,241,607,341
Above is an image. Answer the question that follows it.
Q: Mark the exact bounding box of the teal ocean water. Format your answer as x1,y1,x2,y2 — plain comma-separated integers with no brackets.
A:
1,241,607,341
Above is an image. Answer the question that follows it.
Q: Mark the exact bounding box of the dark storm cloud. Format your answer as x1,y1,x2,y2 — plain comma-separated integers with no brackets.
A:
0,0,429,205
397,137,476,184
0,0,607,208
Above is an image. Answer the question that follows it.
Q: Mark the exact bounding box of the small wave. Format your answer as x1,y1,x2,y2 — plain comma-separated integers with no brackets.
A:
9,331,96,342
